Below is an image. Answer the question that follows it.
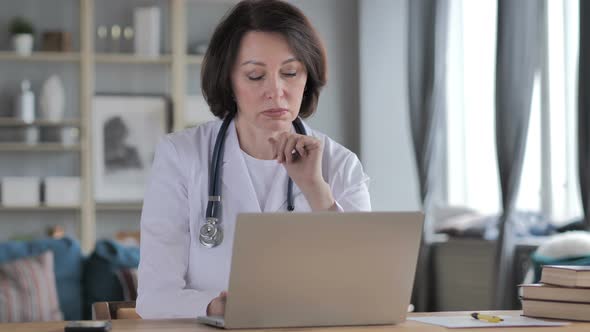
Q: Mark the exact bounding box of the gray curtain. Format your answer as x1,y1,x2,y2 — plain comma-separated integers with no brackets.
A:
407,0,449,312
493,0,544,309
579,0,590,228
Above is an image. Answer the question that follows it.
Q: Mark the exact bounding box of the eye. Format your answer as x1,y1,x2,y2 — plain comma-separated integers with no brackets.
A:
282,72,297,77
248,75,264,81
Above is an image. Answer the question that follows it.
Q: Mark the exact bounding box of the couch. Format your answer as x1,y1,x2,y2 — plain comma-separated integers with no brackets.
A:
0,236,139,321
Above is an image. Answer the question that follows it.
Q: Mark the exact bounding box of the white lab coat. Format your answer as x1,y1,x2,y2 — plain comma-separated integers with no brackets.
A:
136,119,371,319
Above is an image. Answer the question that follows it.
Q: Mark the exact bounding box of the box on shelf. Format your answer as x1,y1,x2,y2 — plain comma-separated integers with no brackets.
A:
1,177,41,207
44,176,81,206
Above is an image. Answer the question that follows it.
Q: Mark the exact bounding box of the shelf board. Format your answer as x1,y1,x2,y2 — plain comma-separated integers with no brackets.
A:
0,118,80,127
187,55,204,64
95,53,172,64
187,0,240,3
96,203,143,211
0,51,80,62
0,143,81,152
0,205,80,212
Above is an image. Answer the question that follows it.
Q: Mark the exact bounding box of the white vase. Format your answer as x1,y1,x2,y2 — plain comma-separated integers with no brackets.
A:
40,75,66,122
12,34,33,56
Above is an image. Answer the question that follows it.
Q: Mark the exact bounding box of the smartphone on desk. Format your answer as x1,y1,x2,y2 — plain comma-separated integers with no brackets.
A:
64,321,112,332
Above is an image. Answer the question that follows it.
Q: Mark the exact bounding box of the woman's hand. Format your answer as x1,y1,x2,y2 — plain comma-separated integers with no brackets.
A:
269,133,336,211
207,291,227,316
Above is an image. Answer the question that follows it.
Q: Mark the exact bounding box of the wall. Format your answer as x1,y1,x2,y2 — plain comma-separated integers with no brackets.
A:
359,0,421,211
293,0,361,154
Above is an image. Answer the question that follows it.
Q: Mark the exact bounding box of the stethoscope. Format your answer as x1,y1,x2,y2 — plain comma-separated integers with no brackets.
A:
199,112,308,248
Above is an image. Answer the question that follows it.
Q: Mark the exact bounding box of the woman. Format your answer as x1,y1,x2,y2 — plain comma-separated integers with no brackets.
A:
136,0,371,319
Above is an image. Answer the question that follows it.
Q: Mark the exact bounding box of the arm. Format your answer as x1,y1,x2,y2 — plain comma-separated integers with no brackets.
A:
136,136,219,319
331,153,372,212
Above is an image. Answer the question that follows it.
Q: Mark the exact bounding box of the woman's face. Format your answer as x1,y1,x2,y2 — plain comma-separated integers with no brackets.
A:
231,31,308,133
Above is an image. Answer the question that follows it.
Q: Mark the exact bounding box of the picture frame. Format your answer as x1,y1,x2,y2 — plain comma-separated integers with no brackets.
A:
92,94,172,203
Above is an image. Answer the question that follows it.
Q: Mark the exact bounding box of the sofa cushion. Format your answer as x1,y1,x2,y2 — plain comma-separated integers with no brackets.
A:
0,237,83,320
0,251,63,322
83,239,139,319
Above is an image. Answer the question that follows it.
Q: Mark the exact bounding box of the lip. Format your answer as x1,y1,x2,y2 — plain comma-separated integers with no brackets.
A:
261,108,289,117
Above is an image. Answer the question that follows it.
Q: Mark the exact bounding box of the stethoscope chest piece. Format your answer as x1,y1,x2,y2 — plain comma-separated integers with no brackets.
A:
199,218,223,248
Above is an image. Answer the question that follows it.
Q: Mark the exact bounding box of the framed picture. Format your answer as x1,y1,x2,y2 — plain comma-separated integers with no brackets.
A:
92,94,172,203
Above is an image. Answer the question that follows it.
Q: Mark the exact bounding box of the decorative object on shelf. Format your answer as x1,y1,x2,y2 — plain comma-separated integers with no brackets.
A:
189,40,209,55
133,6,161,57
92,94,171,203
14,79,38,144
123,26,134,52
39,75,66,122
14,80,35,123
41,31,72,52
1,176,40,207
110,24,122,53
61,127,80,146
185,94,216,127
9,16,35,56
44,176,80,206
97,25,108,52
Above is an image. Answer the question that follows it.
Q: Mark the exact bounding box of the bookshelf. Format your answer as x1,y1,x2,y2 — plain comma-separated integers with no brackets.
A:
0,206,81,212
0,51,81,62
0,143,81,152
0,118,81,127
94,53,173,64
0,0,232,252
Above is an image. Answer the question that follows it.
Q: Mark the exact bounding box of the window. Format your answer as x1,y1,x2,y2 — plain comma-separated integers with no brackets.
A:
446,0,582,224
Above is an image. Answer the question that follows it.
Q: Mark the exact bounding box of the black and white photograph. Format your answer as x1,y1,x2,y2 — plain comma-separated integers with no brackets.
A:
92,94,170,203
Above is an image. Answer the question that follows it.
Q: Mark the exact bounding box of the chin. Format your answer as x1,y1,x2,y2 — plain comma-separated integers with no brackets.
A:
259,117,292,132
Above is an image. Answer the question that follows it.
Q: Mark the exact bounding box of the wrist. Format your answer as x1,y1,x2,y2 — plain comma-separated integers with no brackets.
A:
301,180,335,211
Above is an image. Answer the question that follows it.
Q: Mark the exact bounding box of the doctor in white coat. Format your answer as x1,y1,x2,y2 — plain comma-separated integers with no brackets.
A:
136,0,371,319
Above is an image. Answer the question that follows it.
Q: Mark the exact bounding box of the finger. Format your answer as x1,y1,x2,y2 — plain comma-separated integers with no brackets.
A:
301,137,321,151
220,291,228,298
284,135,299,163
295,139,306,158
277,133,289,163
209,298,223,316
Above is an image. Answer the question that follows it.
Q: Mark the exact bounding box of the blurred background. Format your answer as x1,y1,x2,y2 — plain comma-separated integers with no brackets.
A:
0,0,588,322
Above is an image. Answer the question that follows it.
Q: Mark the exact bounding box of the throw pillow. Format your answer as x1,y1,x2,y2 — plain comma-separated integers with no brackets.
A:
0,251,63,322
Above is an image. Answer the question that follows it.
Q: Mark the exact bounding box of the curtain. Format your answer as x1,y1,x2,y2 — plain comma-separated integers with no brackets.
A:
579,0,590,228
493,0,544,309
407,0,449,312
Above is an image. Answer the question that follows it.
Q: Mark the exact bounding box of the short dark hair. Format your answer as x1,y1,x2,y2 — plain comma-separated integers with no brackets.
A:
201,0,327,119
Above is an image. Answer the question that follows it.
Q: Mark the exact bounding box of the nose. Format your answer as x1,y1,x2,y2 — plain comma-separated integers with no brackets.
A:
264,74,285,100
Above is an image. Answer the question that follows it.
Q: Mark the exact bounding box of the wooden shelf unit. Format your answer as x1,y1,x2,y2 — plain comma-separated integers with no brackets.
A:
0,51,81,62
0,0,231,252
0,143,81,152
95,53,173,64
0,205,81,212
0,118,81,127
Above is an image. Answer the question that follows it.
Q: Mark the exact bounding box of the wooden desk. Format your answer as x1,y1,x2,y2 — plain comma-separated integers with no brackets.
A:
0,311,587,332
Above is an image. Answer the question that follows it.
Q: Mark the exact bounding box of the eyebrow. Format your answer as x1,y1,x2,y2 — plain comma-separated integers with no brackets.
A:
240,58,299,66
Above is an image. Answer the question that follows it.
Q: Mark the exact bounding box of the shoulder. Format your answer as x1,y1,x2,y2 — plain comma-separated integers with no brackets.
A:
304,124,358,168
161,120,222,154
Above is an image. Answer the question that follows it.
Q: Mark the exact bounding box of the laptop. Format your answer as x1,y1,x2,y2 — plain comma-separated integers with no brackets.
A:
197,211,424,329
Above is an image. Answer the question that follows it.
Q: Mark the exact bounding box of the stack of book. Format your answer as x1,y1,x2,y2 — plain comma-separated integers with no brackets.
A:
520,265,590,321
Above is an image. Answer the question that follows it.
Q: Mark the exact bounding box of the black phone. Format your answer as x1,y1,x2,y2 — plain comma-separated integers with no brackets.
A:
64,321,112,332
